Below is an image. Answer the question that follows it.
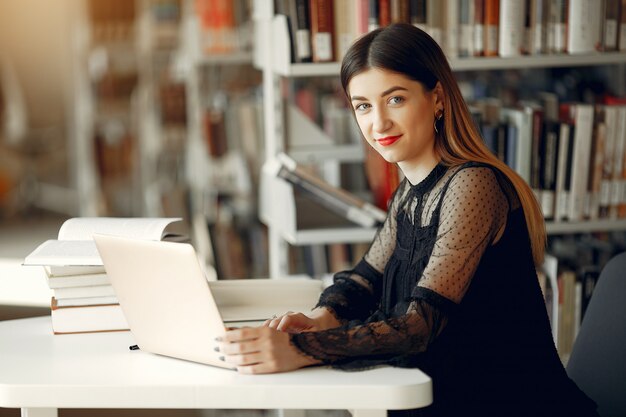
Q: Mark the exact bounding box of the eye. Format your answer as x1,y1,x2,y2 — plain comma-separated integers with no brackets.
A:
388,96,405,105
354,103,371,113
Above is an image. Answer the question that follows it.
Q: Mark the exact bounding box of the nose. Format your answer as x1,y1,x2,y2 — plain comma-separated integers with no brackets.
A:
372,107,392,133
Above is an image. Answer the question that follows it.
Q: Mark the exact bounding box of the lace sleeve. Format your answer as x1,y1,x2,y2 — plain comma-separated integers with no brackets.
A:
416,166,508,303
293,167,509,366
293,288,456,367
314,181,409,322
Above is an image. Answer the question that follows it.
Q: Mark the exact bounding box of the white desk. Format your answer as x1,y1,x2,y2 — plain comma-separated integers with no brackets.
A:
0,259,51,307
0,317,432,417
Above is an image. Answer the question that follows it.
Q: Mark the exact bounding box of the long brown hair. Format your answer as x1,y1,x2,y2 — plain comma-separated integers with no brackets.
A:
340,23,545,265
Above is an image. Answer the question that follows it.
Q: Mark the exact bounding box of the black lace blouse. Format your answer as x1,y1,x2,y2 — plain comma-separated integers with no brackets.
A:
290,162,598,417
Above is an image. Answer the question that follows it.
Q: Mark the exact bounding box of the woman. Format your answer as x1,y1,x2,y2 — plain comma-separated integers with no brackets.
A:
216,23,598,416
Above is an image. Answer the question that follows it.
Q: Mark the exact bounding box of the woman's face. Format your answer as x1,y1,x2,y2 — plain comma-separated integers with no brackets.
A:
348,68,441,181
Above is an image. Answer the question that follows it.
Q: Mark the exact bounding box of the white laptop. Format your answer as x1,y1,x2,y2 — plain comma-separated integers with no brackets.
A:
93,233,237,369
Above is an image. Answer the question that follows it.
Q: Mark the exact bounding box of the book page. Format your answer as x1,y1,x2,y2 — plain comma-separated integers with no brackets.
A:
23,240,102,266
58,217,182,240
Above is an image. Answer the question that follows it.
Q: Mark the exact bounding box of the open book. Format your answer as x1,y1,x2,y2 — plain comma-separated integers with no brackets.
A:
23,217,185,270
269,152,387,228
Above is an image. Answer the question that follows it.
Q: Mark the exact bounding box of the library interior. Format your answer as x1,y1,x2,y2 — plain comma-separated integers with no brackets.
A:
1,1,626,417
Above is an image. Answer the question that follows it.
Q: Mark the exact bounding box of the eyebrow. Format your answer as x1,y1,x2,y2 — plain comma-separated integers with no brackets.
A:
350,86,409,101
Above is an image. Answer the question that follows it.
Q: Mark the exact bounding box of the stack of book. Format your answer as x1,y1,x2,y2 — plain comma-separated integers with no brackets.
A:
23,217,186,334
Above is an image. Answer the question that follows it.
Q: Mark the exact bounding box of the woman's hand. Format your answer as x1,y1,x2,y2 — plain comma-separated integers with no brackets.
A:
264,308,342,333
216,326,320,374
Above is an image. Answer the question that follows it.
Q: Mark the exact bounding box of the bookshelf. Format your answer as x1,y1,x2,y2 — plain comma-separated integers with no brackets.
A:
253,2,626,279
71,0,264,276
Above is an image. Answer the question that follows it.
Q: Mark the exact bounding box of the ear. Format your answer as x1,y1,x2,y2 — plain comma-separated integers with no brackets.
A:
433,81,445,113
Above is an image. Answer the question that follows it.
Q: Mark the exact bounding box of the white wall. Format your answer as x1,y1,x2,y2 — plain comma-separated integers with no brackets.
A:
0,0,76,130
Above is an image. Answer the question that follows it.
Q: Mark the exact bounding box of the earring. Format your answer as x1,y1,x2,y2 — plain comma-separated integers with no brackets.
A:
434,111,443,134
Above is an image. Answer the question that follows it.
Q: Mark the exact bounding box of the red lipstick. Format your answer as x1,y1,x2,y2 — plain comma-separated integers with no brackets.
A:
377,135,402,147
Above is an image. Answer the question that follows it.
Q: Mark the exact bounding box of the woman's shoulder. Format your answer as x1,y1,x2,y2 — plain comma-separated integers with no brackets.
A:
442,161,520,207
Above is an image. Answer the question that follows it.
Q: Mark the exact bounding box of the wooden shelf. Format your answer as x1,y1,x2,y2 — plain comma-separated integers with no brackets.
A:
546,219,626,235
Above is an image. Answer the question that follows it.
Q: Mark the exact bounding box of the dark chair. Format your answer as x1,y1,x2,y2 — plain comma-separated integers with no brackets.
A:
566,252,626,417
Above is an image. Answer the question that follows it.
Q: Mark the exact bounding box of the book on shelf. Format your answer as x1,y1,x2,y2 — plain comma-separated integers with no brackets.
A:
333,0,356,61
557,269,577,363
482,0,499,56
270,152,387,228
50,297,128,335
23,217,186,269
620,0,626,51
410,0,428,31
275,0,312,63
309,0,335,62
272,0,626,65
602,0,621,51
567,0,603,54
498,0,526,56
553,122,574,221
379,0,391,27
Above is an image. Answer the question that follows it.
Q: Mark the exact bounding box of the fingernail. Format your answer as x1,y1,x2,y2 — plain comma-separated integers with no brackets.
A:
218,356,225,361
214,346,220,352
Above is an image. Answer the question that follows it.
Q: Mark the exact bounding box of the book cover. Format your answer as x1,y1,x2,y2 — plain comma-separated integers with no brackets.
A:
500,107,533,183
546,0,567,53
483,0,499,56
554,122,573,221
271,153,387,228
614,106,626,217
540,120,560,220
333,0,356,61
567,0,603,53
568,104,595,221
310,0,335,62
459,0,476,57
588,107,607,220
603,0,620,51
426,0,444,45
196,0,237,53
527,0,546,54
473,0,485,56
442,0,459,57
379,0,392,26
557,269,577,362
276,0,313,63
498,0,526,56
617,0,626,51
355,0,370,36
390,0,410,23
410,0,427,30
598,106,616,218
368,0,380,31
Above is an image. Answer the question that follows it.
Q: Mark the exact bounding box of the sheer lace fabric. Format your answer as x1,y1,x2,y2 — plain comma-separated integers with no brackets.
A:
291,163,513,366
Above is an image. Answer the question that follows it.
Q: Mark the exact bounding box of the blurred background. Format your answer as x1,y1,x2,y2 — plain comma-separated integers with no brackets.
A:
0,0,267,279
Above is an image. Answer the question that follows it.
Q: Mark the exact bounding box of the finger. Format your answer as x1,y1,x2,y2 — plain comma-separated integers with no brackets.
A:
276,313,309,332
276,315,293,332
220,327,258,343
219,340,259,355
236,362,276,374
222,352,264,367
266,317,282,330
